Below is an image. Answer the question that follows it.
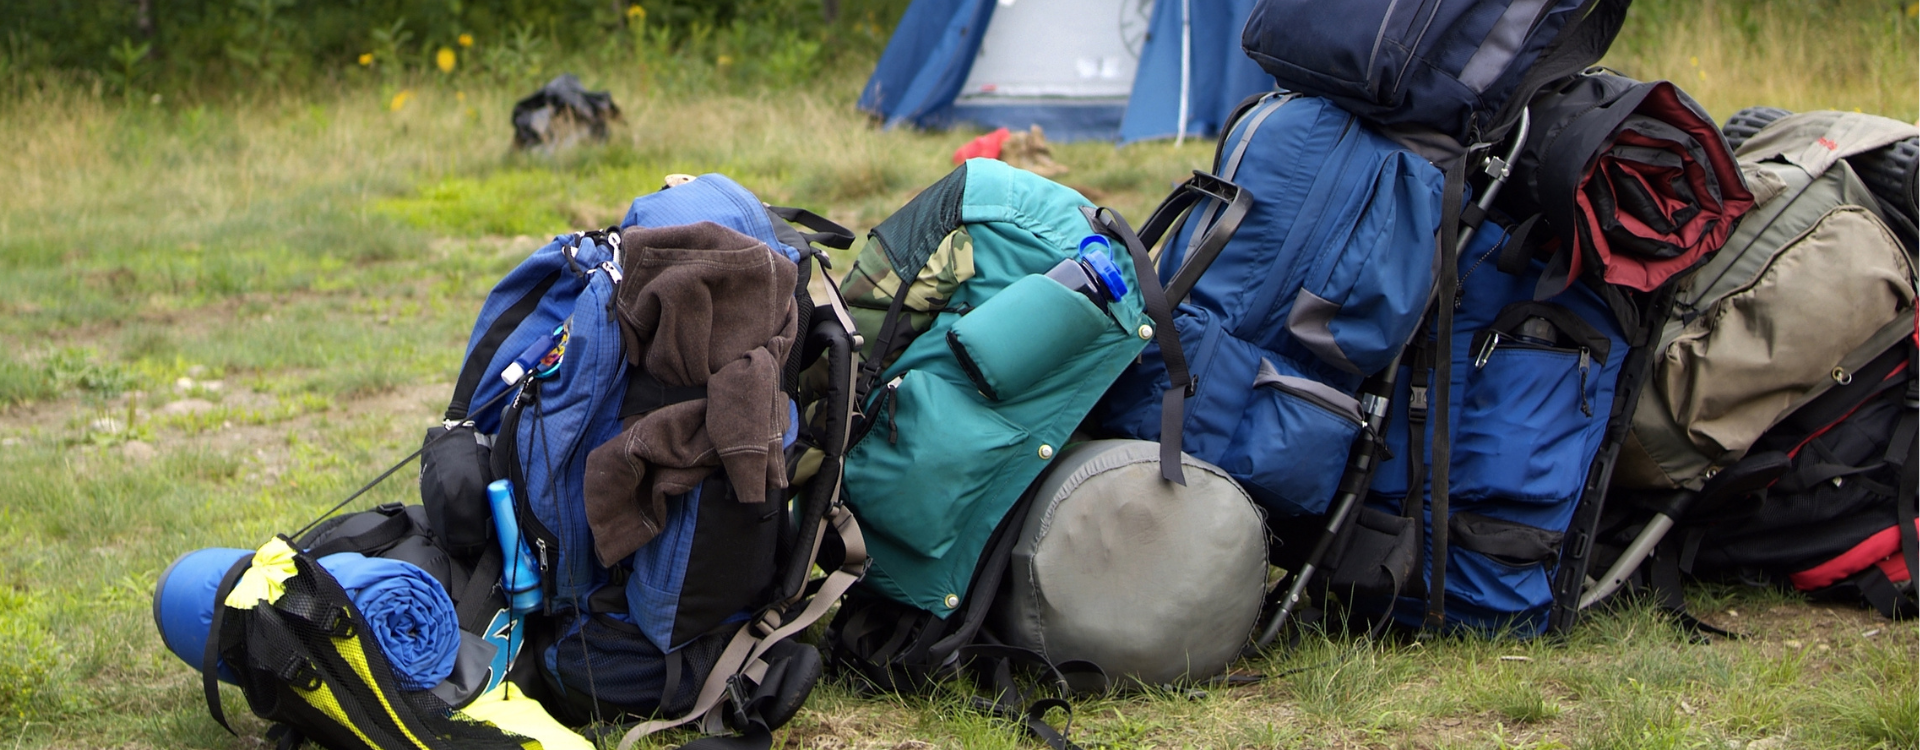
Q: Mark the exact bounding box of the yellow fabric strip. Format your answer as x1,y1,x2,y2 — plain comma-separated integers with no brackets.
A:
294,679,384,750
459,682,593,750
337,633,435,750
223,537,299,608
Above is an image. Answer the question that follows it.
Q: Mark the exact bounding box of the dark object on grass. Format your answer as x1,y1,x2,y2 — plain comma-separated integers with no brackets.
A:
511,74,620,151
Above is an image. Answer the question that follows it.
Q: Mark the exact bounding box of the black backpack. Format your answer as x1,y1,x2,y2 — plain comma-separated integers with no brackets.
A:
1600,339,1918,621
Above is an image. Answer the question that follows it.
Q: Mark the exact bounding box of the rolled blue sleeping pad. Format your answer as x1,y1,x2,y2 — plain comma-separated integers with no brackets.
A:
154,548,462,691
153,547,252,684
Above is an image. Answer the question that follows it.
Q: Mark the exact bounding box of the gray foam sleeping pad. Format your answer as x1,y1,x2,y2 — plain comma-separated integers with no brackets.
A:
989,439,1266,687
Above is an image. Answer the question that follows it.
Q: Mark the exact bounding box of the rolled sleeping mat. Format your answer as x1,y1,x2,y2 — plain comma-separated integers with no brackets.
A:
153,547,253,684
989,440,1266,688
155,548,464,691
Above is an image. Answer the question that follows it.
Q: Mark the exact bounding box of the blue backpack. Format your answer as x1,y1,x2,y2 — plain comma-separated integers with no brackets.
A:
1100,93,1444,521
1338,218,1633,636
433,175,868,747
1240,0,1631,145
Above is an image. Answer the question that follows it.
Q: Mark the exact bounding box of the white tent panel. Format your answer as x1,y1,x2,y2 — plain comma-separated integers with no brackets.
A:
956,0,1153,102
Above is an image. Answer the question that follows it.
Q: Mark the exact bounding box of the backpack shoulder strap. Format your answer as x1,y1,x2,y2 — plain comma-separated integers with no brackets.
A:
446,269,563,422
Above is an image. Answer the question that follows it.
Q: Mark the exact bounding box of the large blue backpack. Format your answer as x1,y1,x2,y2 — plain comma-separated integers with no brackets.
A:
1340,219,1633,636
1100,93,1444,522
431,175,867,748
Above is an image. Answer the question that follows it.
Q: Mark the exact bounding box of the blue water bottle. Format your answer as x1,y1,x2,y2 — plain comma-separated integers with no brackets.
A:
486,479,543,614
1043,235,1129,310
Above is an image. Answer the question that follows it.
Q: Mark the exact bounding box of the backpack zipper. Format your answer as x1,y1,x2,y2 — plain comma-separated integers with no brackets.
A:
1473,334,1593,417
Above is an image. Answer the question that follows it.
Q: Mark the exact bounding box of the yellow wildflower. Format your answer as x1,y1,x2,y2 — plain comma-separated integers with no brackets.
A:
456,91,467,102
458,33,474,48
390,89,413,111
358,52,374,66
717,55,733,67
627,4,646,21
436,47,456,73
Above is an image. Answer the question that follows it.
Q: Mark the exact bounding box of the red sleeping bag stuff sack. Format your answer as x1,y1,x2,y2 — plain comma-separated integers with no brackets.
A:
1504,72,1755,293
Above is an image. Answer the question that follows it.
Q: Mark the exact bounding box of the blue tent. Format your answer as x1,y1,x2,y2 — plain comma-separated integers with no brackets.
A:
860,0,1273,143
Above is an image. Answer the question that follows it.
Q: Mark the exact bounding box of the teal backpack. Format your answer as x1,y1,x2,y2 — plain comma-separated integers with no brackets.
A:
828,159,1190,705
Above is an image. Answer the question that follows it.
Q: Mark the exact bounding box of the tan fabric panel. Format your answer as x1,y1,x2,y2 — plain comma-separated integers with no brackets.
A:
1660,206,1914,460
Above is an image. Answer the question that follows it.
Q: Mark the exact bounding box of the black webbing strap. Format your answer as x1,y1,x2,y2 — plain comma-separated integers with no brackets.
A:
1096,207,1191,485
957,644,1102,750
1892,395,1918,594
1403,340,1432,520
854,285,912,406
1425,155,1471,629
302,510,413,560
446,270,561,422
622,369,710,419
1854,566,1914,619
766,205,856,251
454,546,504,634
202,555,256,736
1150,172,1253,304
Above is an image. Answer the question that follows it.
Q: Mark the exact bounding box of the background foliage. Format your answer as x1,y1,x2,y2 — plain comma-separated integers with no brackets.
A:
1,0,910,95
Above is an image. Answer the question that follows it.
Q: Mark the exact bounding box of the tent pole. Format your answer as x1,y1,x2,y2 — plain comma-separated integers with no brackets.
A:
1176,0,1191,147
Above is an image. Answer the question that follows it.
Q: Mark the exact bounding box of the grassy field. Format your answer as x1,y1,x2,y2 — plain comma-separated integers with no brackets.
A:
0,1,1914,748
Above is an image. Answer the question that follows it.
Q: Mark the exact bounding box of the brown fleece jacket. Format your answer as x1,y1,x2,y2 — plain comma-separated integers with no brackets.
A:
583,221,797,566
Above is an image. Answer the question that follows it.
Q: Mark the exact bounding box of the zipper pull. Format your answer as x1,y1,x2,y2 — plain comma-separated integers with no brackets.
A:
535,539,550,572
1578,348,1592,417
883,376,903,445
1473,333,1503,369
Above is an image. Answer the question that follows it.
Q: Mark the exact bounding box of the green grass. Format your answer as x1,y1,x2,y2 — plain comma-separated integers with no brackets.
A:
1,1,1915,748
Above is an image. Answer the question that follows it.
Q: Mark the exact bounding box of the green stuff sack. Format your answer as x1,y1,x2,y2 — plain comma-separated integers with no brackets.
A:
990,440,1266,687
838,158,1185,619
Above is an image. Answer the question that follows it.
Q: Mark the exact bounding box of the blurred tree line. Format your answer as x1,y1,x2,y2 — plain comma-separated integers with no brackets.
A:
0,0,910,94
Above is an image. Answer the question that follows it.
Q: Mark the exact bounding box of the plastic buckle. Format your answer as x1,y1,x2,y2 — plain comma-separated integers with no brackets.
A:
724,674,753,729
325,607,356,639
1408,386,1429,421
280,656,322,691
374,502,405,516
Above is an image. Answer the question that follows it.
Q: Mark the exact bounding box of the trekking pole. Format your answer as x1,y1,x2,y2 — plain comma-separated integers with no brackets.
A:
1579,502,1680,609
1255,111,1533,649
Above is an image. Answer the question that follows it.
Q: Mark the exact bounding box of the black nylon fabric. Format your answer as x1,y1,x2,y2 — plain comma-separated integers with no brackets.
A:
1685,352,1913,576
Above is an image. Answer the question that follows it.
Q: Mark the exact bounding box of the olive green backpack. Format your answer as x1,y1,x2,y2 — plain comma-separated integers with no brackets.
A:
1616,111,1919,491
